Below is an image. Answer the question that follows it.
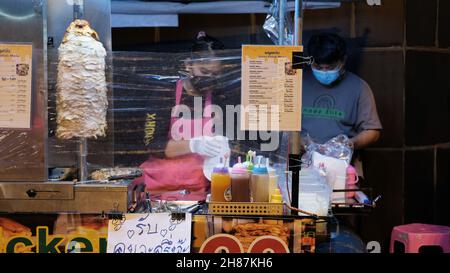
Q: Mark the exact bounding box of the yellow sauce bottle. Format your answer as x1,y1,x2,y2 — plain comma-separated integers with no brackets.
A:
270,188,283,203
211,166,232,202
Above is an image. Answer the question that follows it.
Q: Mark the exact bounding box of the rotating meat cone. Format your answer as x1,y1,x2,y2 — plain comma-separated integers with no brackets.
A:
56,19,108,140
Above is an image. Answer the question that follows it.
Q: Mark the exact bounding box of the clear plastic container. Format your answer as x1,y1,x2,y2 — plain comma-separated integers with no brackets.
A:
298,184,331,216
298,167,331,216
267,159,279,197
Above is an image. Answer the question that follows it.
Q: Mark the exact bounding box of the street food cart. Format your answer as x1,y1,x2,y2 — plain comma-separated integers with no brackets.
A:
0,0,376,253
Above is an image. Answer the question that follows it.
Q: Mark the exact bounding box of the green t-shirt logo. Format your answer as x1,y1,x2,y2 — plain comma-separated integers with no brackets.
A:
303,107,345,120
303,94,345,120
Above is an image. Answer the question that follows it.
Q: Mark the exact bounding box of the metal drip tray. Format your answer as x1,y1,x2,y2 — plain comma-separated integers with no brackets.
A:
0,181,128,214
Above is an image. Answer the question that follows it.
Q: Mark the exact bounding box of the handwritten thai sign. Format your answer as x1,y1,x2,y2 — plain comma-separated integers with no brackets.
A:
106,213,192,253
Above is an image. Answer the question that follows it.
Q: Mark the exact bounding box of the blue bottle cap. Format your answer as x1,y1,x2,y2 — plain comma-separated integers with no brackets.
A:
252,165,268,175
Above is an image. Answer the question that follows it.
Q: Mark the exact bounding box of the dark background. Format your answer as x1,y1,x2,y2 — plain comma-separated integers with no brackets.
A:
110,0,450,252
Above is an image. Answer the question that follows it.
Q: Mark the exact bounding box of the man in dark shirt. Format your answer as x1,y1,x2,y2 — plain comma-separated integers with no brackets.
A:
302,33,382,149
303,33,383,253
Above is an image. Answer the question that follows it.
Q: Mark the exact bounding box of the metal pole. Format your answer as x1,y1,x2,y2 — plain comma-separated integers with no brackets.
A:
73,0,88,182
294,0,302,46
73,0,84,20
79,138,88,182
289,0,303,214
278,0,286,45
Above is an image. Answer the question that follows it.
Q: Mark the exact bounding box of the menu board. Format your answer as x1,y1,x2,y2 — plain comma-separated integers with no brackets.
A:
241,45,303,131
0,43,32,129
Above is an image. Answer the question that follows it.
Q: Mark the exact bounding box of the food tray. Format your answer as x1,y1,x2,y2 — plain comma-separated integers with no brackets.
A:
208,202,284,216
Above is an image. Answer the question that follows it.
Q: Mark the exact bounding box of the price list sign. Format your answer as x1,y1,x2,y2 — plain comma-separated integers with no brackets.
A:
0,43,32,129
241,45,303,132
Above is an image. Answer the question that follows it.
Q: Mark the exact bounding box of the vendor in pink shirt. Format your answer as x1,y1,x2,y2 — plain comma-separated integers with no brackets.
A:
132,32,228,201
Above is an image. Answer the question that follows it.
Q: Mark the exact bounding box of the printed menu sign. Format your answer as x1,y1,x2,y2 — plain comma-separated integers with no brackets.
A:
241,45,303,131
107,213,192,253
0,43,32,129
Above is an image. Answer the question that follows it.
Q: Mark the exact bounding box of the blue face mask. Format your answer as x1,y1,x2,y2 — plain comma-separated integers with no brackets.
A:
312,67,341,86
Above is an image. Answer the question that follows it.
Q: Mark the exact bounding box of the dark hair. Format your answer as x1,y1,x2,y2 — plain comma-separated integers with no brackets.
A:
307,33,347,65
191,31,225,53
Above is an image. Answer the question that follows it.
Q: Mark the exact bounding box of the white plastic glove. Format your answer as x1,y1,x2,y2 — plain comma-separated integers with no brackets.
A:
189,135,229,158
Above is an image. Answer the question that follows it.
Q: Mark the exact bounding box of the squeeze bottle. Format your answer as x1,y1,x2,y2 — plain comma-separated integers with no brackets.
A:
266,158,279,195
270,188,283,203
243,151,255,171
231,157,251,202
250,157,270,202
211,159,232,202
346,165,359,199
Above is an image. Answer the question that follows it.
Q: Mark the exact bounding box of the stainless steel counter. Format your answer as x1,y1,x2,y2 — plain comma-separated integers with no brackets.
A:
0,181,128,214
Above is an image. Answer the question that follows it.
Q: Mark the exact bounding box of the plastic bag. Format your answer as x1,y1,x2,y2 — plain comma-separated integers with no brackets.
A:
301,134,353,203
301,134,354,166
263,0,294,45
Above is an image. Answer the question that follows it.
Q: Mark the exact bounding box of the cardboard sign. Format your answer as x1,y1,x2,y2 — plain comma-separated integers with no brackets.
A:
107,213,192,253
241,45,303,132
0,43,32,129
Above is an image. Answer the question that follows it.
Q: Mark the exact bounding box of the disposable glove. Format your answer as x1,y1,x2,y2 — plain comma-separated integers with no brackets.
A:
189,135,228,158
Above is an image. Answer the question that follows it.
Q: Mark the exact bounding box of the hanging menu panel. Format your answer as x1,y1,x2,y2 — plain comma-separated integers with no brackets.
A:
0,43,32,129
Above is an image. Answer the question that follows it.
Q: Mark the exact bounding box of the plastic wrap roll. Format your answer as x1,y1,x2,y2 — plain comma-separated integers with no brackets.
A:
56,19,107,139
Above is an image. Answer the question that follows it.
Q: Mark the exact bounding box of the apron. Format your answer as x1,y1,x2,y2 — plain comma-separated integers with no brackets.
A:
132,80,214,201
